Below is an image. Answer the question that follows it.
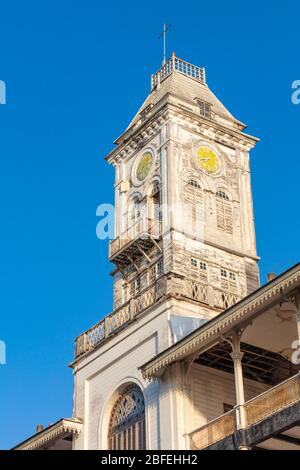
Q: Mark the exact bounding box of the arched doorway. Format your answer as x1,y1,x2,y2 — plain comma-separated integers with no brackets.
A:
108,385,146,450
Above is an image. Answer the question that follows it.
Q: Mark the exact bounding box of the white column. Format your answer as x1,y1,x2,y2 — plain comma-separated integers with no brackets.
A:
230,350,246,429
228,331,247,430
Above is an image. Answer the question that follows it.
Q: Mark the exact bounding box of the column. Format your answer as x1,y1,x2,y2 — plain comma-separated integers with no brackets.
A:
228,330,247,430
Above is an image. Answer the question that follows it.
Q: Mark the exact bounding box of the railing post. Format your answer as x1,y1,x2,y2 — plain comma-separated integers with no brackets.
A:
104,316,111,338
171,52,176,71
130,298,135,320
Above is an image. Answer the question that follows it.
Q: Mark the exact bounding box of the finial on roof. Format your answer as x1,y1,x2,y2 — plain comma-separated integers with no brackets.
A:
159,23,171,65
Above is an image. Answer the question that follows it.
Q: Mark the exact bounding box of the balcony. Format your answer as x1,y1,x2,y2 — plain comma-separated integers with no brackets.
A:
109,218,162,265
151,53,206,90
189,373,300,450
75,283,159,359
188,280,241,310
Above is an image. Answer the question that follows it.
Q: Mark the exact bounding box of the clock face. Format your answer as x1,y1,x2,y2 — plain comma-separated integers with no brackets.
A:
136,152,153,181
195,146,220,174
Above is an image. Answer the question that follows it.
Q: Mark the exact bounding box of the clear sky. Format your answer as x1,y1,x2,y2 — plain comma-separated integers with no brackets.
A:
0,0,299,449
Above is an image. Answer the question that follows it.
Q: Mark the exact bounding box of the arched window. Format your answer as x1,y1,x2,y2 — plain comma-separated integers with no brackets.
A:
188,179,202,190
185,179,204,236
131,198,141,223
216,190,229,200
151,181,161,222
108,385,146,450
128,196,141,233
216,190,233,234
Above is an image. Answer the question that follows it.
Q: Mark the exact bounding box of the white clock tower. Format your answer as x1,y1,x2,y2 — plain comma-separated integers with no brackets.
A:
107,53,259,323
72,54,260,450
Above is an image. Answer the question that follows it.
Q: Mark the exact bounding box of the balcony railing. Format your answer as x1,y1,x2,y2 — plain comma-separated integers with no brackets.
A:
244,372,300,426
190,409,236,450
151,54,206,90
189,373,300,450
75,283,159,359
109,218,161,262
187,280,241,310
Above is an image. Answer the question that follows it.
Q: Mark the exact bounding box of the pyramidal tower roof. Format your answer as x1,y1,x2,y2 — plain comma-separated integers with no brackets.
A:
111,53,257,151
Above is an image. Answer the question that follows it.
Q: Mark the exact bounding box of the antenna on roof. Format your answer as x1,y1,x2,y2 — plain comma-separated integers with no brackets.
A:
158,23,171,65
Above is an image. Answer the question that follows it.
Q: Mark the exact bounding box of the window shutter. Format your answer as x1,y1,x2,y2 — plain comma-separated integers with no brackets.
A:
216,193,233,235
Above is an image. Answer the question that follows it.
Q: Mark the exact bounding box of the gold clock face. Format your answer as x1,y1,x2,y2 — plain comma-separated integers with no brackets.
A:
195,147,220,174
136,152,153,181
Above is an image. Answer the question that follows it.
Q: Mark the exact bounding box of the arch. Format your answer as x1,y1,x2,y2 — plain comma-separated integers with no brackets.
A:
145,175,162,197
216,188,230,200
183,170,211,193
98,377,147,450
188,178,202,190
108,385,145,450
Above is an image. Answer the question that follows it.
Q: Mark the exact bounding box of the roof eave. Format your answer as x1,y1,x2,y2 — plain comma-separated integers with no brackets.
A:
140,263,300,380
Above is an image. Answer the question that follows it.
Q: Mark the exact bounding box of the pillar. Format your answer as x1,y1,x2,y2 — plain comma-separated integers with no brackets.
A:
228,330,247,430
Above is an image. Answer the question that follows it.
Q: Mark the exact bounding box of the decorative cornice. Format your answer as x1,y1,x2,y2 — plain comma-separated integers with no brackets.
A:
106,109,168,164
13,418,83,450
105,98,259,165
140,264,300,380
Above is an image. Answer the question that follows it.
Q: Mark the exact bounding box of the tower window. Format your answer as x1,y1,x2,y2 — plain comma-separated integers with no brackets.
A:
188,179,201,190
199,261,207,271
130,277,141,296
190,258,208,282
216,190,229,200
216,190,233,234
220,268,238,293
197,100,211,119
152,183,161,222
185,180,204,237
150,260,163,282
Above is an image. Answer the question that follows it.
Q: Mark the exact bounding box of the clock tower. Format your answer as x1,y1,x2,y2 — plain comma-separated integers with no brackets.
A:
106,53,259,325
72,54,261,451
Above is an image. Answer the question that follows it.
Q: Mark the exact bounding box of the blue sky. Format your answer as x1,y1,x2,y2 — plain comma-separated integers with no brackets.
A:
0,0,299,449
